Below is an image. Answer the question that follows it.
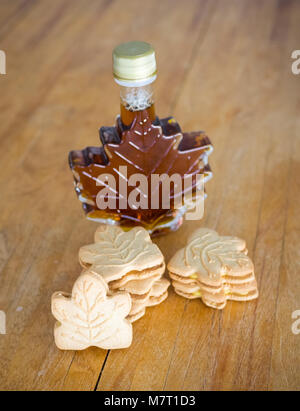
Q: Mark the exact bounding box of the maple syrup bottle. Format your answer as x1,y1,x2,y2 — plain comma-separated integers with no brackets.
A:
113,41,157,128
69,41,213,236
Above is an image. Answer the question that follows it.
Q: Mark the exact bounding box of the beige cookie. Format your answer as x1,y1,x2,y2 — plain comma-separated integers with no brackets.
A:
51,271,132,350
109,268,164,293
168,228,258,309
79,225,165,284
127,278,170,322
79,225,169,321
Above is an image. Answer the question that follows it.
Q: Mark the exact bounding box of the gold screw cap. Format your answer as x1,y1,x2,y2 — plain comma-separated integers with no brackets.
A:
113,41,157,86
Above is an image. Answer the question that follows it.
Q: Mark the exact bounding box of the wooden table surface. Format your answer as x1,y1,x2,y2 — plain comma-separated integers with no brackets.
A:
0,0,299,391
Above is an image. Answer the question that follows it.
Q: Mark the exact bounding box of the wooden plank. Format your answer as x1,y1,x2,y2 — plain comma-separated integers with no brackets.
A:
269,126,300,391
0,0,117,391
0,0,31,32
99,0,300,391
0,0,299,391
165,0,300,391
269,0,300,390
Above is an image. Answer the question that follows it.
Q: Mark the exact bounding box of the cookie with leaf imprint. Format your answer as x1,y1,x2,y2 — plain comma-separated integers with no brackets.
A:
79,225,170,321
168,228,258,309
51,271,132,350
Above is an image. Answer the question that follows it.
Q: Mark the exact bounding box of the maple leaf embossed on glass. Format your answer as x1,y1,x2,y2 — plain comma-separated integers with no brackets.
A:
69,42,213,235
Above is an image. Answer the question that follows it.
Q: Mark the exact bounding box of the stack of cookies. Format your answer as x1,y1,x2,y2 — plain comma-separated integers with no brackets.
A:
51,225,259,352
168,228,258,309
79,225,170,322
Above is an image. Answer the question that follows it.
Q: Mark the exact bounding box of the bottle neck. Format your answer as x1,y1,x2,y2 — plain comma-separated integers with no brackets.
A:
119,82,156,127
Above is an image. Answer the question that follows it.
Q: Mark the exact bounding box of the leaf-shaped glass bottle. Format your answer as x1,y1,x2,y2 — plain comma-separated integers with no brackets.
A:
69,42,213,236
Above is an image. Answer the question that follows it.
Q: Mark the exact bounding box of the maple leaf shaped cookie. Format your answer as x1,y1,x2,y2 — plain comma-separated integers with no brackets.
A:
78,225,169,322
168,228,258,309
79,225,165,283
51,271,132,350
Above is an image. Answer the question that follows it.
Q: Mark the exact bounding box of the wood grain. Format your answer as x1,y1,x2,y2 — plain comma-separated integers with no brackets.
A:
0,0,299,391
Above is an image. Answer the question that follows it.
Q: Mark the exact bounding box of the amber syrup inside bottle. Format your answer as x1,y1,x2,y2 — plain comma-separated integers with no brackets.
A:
120,102,156,127
119,82,156,126
112,82,173,230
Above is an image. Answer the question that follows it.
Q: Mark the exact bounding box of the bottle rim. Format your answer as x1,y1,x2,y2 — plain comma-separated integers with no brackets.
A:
113,74,157,87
